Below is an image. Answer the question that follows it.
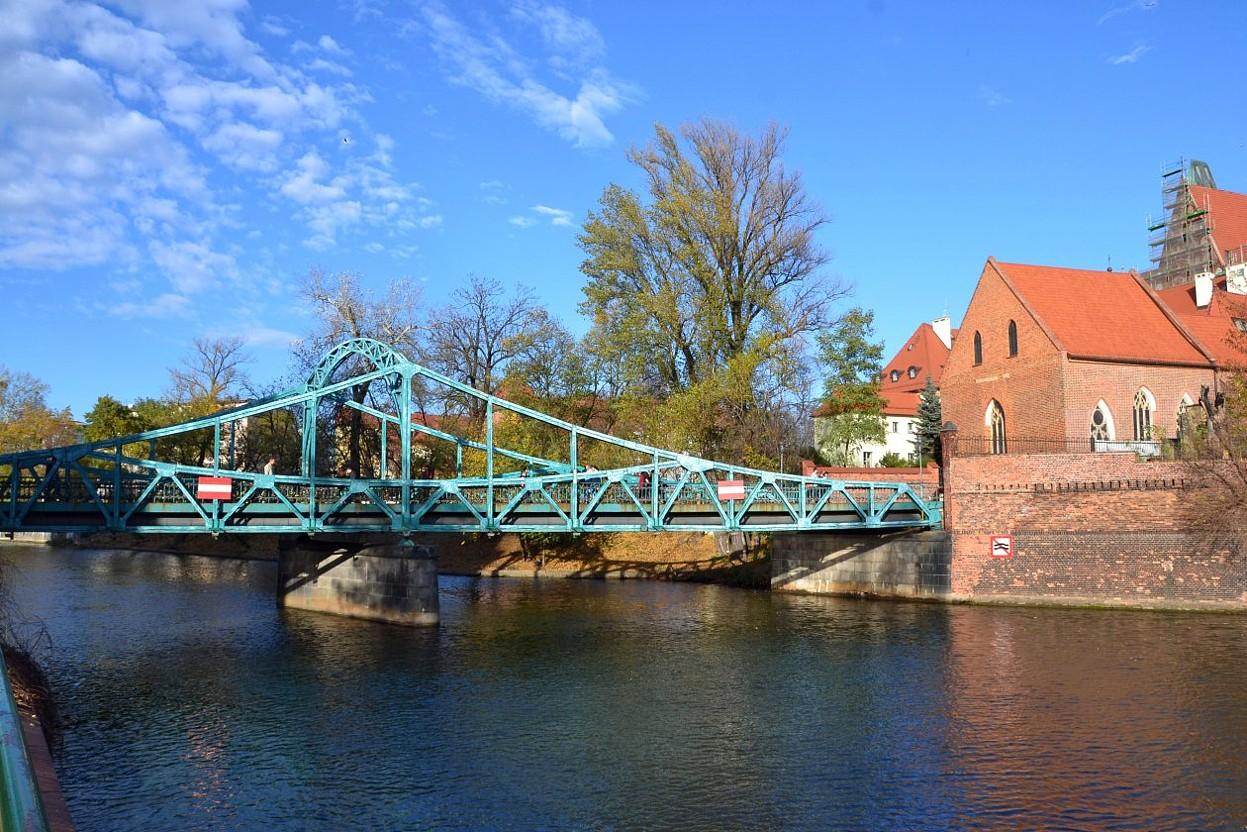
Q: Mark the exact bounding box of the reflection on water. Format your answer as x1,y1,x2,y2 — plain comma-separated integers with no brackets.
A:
5,544,1247,832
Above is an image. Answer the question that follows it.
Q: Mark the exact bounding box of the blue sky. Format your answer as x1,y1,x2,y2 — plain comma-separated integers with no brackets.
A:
3,0,1246,416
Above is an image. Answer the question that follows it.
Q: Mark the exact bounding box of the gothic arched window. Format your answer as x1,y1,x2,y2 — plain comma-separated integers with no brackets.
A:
987,400,1007,454
1091,401,1114,444
1008,320,1018,357
1133,388,1154,440
973,331,983,366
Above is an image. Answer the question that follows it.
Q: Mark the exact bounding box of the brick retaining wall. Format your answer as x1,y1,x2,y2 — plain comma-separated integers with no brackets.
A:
945,450,1246,608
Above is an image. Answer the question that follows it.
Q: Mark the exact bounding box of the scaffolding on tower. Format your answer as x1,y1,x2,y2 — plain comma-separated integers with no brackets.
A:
1144,158,1217,290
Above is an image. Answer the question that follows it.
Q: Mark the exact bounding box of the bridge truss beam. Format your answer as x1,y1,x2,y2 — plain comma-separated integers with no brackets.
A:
0,339,941,535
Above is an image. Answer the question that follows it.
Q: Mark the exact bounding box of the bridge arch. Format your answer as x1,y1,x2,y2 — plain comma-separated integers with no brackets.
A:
306,338,414,391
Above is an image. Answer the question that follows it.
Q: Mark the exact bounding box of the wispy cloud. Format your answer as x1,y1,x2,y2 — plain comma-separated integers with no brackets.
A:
107,292,191,319
420,2,638,148
1108,43,1151,65
0,0,385,317
510,204,573,227
532,204,573,226
1098,0,1158,25
978,85,1010,108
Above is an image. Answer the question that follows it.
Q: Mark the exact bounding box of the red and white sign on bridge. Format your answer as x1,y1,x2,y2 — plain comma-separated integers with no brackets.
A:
717,479,746,501
196,476,233,501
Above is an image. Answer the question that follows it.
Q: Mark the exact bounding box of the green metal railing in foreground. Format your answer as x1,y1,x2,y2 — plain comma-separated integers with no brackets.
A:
0,649,49,832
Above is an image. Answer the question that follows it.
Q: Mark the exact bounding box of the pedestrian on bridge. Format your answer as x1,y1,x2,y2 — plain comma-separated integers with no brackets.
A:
263,457,276,476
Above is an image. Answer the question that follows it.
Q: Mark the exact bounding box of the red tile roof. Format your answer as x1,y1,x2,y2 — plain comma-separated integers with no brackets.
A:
1157,278,1247,366
1189,185,1247,264
992,260,1213,367
881,388,921,417
880,322,952,393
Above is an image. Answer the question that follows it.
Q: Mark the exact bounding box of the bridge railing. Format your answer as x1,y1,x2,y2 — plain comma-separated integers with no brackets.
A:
0,651,50,832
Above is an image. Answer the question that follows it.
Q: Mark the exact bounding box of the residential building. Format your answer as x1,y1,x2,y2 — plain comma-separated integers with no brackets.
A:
814,316,953,466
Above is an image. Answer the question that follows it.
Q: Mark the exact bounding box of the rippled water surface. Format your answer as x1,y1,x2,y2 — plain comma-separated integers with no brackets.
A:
5,544,1247,831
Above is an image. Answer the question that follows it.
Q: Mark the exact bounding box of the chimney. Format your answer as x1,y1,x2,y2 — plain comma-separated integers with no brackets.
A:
931,316,952,349
1194,272,1214,308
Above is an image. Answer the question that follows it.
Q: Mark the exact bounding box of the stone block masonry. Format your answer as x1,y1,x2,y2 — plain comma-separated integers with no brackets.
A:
277,537,439,626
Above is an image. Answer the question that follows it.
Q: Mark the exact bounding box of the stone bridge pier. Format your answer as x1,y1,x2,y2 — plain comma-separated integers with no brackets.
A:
277,536,439,626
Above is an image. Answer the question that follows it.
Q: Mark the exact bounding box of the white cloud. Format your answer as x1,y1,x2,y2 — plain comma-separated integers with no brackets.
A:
511,1,605,68
480,179,508,205
532,204,573,226
307,58,352,77
1108,43,1151,65
108,292,191,318
278,136,432,249
421,3,636,148
149,239,239,292
1,0,432,319
237,325,298,346
317,34,350,56
509,215,537,227
260,18,289,37
0,48,203,269
978,84,1010,107
202,122,284,171
1098,0,1158,25
280,150,346,203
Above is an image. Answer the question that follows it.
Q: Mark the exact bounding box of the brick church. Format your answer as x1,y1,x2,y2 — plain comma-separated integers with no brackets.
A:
942,161,1247,454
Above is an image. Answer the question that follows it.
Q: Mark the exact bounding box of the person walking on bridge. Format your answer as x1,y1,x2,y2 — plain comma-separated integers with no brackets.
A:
263,457,276,476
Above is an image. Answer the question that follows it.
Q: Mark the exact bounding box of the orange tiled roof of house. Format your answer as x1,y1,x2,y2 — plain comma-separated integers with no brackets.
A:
1157,278,1247,366
993,260,1213,367
881,388,921,417
881,322,952,393
1189,185,1247,262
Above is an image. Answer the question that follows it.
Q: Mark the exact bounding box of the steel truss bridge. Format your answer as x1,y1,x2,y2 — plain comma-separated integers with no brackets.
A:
0,339,940,536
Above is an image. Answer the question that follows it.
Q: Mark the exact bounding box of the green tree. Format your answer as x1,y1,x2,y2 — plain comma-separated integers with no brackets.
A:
578,118,846,462
814,308,885,465
83,396,146,443
915,376,943,463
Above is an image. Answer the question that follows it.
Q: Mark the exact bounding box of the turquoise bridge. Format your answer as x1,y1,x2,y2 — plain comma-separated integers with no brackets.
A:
0,339,941,536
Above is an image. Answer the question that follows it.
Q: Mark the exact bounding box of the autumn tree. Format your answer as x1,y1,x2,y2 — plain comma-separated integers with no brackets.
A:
578,118,845,463
0,368,77,454
295,269,422,477
814,308,885,465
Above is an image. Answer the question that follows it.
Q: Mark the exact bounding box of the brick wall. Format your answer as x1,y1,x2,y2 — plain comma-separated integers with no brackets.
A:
944,450,1246,607
800,460,939,486
1060,358,1211,441
942,264,1068,444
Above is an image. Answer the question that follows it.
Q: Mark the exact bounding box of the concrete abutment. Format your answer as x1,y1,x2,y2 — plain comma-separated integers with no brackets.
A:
771,530,952,599
277,537,439,626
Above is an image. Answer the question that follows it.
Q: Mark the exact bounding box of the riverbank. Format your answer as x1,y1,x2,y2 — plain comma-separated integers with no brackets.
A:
56,530,773,589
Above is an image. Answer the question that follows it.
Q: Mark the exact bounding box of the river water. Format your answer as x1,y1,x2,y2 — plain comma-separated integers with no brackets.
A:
4,544,1247,831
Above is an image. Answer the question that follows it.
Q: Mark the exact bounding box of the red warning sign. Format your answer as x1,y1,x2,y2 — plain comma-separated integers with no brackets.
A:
197,476,233,501
990,535,1013,559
